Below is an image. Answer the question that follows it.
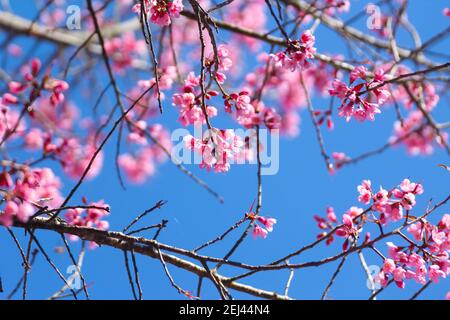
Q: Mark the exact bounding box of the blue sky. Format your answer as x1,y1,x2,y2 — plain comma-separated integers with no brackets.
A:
0,1,449,300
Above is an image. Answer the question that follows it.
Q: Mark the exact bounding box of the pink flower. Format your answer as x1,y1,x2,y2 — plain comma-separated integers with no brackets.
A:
407,221,425,241
386,242,399,259
24,128,45,150
383,259,396,274
345,206,363,218
429,265,446,283
375,270,389,287
16,202,34,222
118,152,155,183
328,79,349,99
384,203,404,222
357,180,372,204
373,187,389,207
0,201,18,227
172,75,219,126
327,207,337,222
393,267,406,282
0,171,13,188
271,30,316,71
391,109,448,155
64,200,110,249
399,179,424,195
183,129,245,173
432,230,447,246
252,224,268,239
439,214,450,230
2,93,18,105
8,81,27,94
257,216,277,232
444,8,450,17
349,66,367,84
329,66,389,122
336,214,358,239
134,0,183,26
331,152,350,170
104,32,146,73
342,214,353,227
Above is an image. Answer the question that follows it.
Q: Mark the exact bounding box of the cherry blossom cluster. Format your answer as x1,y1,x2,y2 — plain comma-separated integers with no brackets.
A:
244,202,277,239
313,178,450,290
271,30,316,71
377,212,450,288
226,1,267,50
132,0,184,26
391,110,449,155
358,178,424,222
329,66,390,122
330,151,350,172
0,167,63,226
314,206,366,249
314,179,424,246
104,33,146,73
24,117,104,180
251,215,277,239
119,123,172,183
65,200,110,249
172,72,218,126
323,0,350,15
6,58,69,108
183,129,247,173
224,91,281,130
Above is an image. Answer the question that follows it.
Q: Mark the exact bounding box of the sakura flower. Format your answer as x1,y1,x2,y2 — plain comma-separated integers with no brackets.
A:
0,201,18,227
349,65,367,84
327,207,337,223
393,267,406,288
429,265,446,283
384,202,404,222
252,224,268,239
336,213,359,239
257,216,277,232
172,73,218,126
323,0,350,15
104,32,146,73
184,129,245,173
331,152,350,170
133,0,183,26
271,30,316,71
383,259,396,274
407,221,425,241
439,214,450,230
345,206,363,218
391,111,448,155
64,200,110,249
357,180,372,204
16,202,35,223
329,66,389,122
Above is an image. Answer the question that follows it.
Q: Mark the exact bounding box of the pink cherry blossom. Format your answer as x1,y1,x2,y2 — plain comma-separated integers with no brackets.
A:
65,200,110,249
357,180,372,204
271,30,316,71
133,0,183,26
429,265,446,283
257,216,277,232
252,224,268,239
383,259,396,273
